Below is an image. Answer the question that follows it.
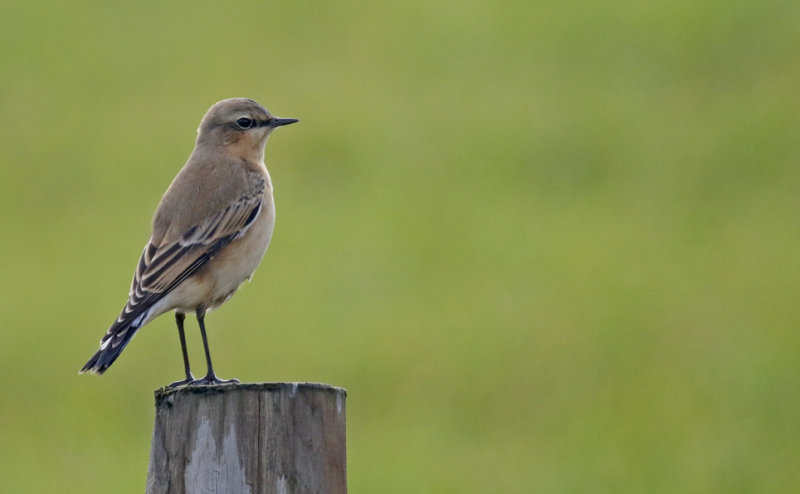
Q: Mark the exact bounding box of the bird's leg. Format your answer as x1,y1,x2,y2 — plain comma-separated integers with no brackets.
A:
189,307,239,386
168,312,195,388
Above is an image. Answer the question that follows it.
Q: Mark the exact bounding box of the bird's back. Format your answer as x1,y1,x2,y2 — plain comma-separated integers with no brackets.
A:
153,150,269,246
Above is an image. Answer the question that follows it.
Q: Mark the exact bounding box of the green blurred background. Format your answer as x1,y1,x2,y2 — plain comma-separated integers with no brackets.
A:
1,1,799,492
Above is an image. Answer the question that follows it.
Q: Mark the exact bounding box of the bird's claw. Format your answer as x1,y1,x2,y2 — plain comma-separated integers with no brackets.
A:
167,375,196,388
188,374,239,386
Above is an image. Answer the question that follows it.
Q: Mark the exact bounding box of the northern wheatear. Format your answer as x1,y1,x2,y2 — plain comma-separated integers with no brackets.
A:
80,98,298,386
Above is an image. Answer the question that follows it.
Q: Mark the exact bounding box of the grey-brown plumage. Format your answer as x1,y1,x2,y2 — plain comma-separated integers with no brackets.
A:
80,98,298,385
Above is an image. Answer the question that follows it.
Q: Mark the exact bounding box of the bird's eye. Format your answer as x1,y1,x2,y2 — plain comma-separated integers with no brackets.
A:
236,117,254,129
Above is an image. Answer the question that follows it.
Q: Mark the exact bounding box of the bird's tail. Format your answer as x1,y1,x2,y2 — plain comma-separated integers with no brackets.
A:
80,306,153,375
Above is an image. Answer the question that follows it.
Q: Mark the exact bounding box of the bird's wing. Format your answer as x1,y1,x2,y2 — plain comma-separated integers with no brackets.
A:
134,193,263,309
98,192,264,351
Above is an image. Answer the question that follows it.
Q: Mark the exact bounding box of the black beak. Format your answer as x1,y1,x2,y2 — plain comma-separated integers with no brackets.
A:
266,117,299,128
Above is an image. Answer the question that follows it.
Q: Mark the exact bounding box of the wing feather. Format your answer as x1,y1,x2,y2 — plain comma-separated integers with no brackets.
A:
116,192,264,328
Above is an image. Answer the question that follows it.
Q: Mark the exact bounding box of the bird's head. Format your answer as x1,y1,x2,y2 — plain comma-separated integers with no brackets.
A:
196,98,298,156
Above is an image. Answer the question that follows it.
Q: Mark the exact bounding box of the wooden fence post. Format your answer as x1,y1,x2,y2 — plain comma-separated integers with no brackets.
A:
145,382,347,494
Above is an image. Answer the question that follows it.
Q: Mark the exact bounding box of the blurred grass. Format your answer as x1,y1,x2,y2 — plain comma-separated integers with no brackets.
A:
1,1,799,492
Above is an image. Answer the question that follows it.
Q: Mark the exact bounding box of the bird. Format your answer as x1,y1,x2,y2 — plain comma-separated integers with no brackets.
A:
80,98,298,386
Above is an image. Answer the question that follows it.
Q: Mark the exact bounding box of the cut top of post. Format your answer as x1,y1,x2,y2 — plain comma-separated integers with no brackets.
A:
153,381,347,404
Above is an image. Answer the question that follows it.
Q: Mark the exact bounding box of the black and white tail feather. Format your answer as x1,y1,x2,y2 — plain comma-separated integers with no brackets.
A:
80,194,263,375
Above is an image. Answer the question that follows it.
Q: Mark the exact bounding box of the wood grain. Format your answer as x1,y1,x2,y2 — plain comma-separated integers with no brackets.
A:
145,382,347,494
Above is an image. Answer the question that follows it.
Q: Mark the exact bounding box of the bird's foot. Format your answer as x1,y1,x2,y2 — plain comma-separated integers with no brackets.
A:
188,373,239,386
167,374,196,388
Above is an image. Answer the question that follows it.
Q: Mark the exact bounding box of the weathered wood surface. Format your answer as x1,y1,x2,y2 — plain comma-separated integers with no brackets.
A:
145,382,347,494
